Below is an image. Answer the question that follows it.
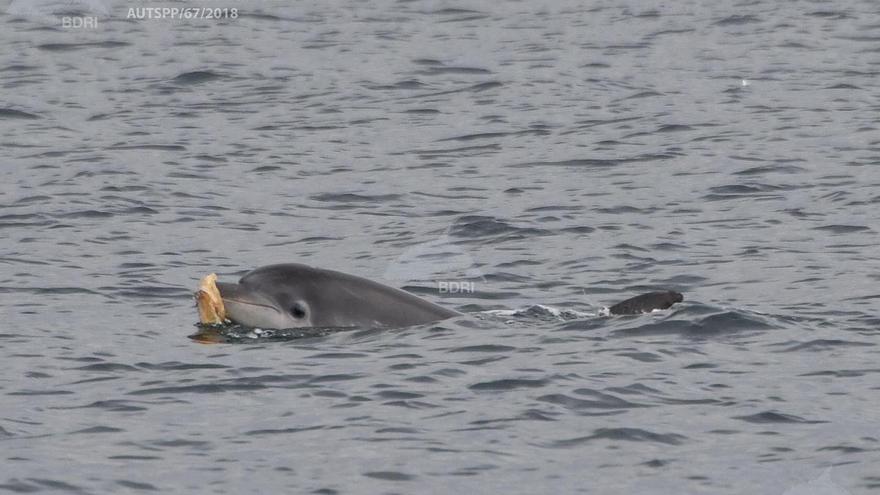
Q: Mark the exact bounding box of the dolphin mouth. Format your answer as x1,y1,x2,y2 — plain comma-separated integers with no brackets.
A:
216,282,282,324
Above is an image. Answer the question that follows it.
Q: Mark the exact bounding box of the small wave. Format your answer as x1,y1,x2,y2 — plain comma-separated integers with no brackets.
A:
171,71,222,85
310,193,402,203
245,425,325,436
0,108,40,119
363,471,416,481
37,41,129,51
401,81,502,100
548,427,687,448
611,306,777,337
469,378,549,391
813,224,870,234
127,382,268,395
714,15,760,26
436,129,548,142
70,426,124,435
107,144,186,151
734,164,807,175
447,344,516,353
656,124,693,133
449,215,552,243
418,66,492,76
773,339,874,352
366,79,427,90
733,411,827,424
539,390,648,411
511,152,678,168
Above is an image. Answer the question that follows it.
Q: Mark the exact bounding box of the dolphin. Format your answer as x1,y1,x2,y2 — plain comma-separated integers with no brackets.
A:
206,263,683,330
608,290,683,315
215,263,461,329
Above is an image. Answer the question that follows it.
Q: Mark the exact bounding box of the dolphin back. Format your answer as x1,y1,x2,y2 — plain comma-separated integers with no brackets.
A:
608,290,683,315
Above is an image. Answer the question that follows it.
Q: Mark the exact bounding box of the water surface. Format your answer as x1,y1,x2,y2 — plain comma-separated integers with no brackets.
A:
1,0,878,493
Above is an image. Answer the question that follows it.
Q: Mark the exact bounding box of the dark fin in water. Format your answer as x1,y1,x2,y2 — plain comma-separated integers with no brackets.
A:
608,290,683,315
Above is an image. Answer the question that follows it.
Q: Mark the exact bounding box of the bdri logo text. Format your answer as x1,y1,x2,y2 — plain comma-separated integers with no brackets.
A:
438,281,475,294
62,16,98,28
8,0,108,27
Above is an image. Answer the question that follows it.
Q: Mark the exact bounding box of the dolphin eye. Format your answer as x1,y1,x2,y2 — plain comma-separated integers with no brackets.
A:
290,302,307,319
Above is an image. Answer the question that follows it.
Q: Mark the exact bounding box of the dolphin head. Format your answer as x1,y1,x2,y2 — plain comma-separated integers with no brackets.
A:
214,263,460,330
217,265,317,329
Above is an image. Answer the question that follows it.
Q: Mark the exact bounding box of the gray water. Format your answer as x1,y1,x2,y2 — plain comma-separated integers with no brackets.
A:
1,0,879,493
